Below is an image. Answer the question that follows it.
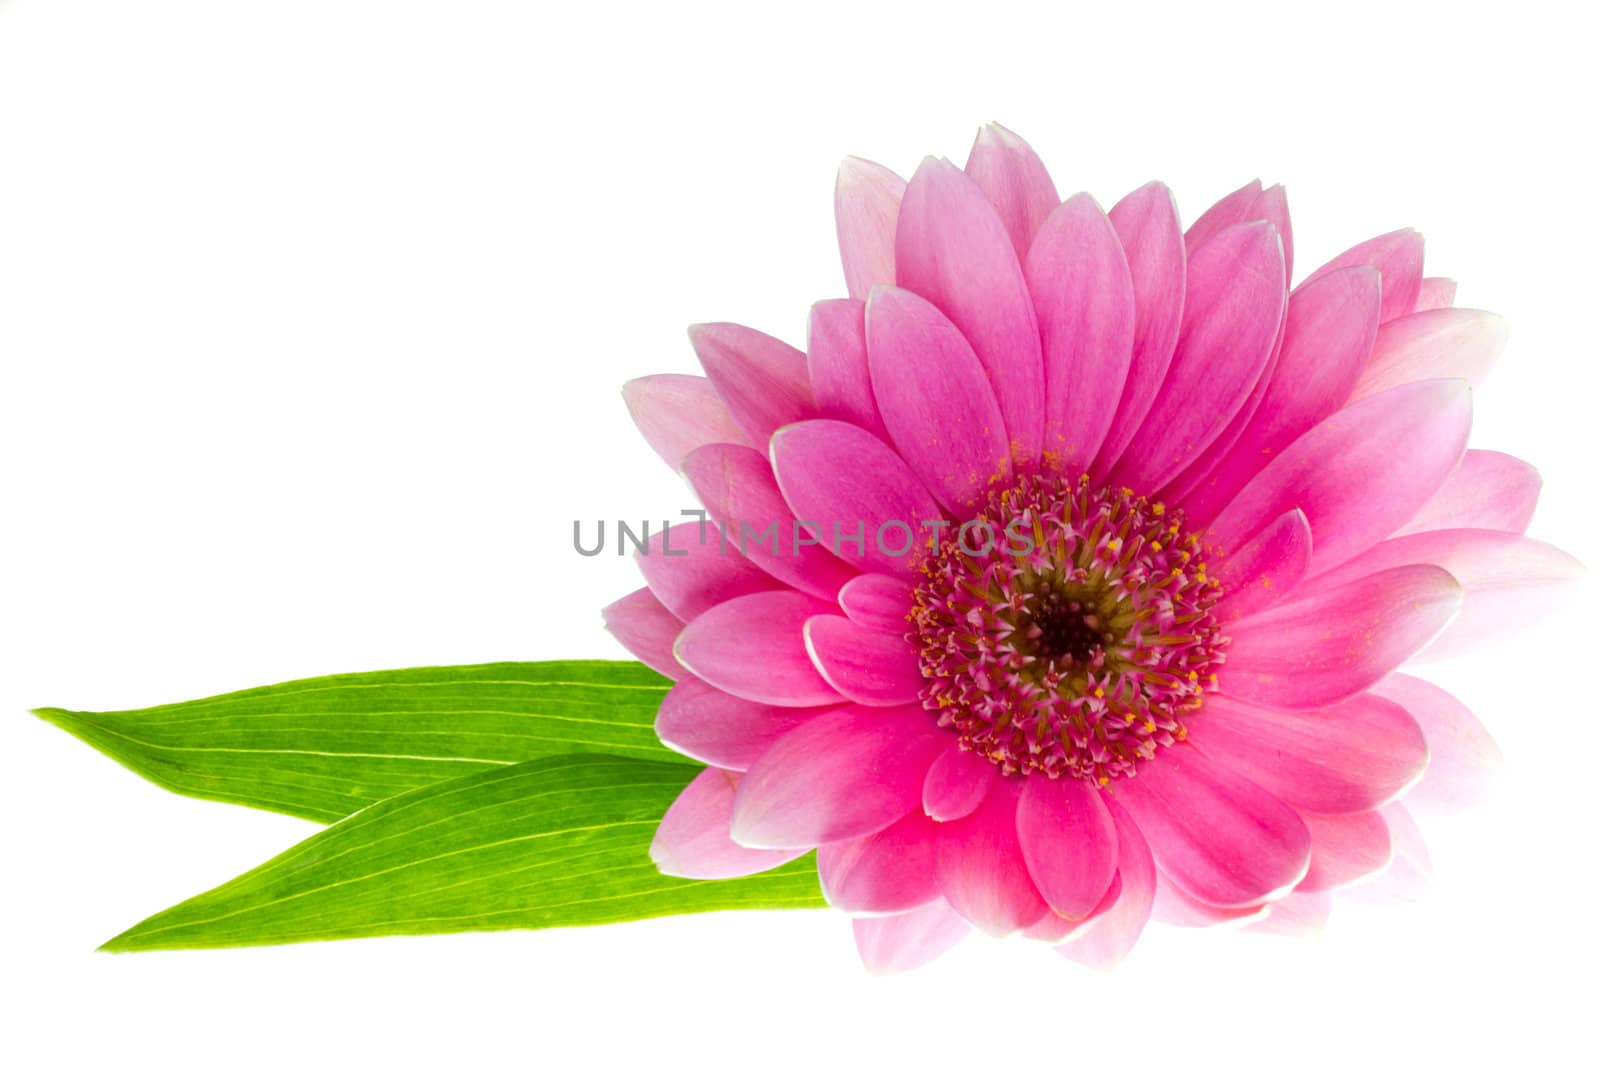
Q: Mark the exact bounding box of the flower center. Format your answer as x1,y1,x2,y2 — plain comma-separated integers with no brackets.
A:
910,473,1226,784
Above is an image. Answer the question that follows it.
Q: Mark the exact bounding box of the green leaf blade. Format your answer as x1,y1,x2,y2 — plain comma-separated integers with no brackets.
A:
35,661,688,822
101,755,824,952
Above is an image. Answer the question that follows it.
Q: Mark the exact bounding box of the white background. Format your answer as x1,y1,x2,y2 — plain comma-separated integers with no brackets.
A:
2,1,1596,1062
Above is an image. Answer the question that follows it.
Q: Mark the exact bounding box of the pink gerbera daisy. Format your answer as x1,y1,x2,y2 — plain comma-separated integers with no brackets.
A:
605,124,1579,972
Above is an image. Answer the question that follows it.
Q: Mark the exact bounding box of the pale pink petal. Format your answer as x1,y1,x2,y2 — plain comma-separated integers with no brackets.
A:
895,156,1044,464
601,587,690,680
1413,277,1457,311
1297,529,1583,661
673,590,840,707
689,322,816,444
835,157,905,300
1302,228,1423,323
853,899,969,974
1349,308,1508,402
1026,192,1136,470
1207,379,1473,573
1176,266,1381,524
1094,182,1185,476
837,573,914,633
622,374,749,468
865,286,1012,511
818,810,941,915
1188,692,1427,813
804,614,923,707
1213,509,1313,623
1183,179,1263,254
1299,810,1392,892
653,678,815,771
731,704,945,848
807,299,887,439
1055,797,1158,968
636,525,780,621
1108,221,1285,493
770,418,945,575
1150,871,1268,928
935,779,1050,935
650,767,806,878
1372,674,1503,814
1350,803,1432,903
963,122,1059,260
1017,773,1119,919
921,745,995,822
1025,874,1121,943
1394,450,1541,536
1114,744,1310,908
1218,565,1462,709
1248,890,1331,937
681,442,857,599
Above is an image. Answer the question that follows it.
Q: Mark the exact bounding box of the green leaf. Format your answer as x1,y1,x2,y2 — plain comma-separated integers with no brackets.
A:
102,755,823,952
34,661,688,822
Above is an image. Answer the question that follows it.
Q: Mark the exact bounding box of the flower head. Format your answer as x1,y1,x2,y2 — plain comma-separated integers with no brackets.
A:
607,124,1580,971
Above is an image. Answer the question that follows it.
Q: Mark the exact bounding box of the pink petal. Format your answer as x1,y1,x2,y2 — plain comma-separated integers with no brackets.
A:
1297,529,1583,662
1184,179,1263,255
818,810,941,915
1185,181,1294,280
650,767,806,878
804,614,923,707
689,322,816,445
1176,265,1381,525
1114,744,1310,908
1213,508,1313,623
769,418,945,576
1093,182,1185,476
935,779,1051,935
963,122,1059,260
1150,871,1268,928
730,704,944,848
1055,797,1158,968
837,573,914,633
1299,810,1392,892
1301,228,1423,323
1026,193,1136,470
1188,692,1428,813
653,678,814,771
1394,449,1541,536
922,745,995,822
865,286,1012,512
1248,889,1331,937
1372,674,1503,814
680,443,857,600
1218,564,1463,709
622,374,750,468
1349,308,1508,402
1207,379,1473,573
1017,773,1119,920
601,587,690,680
673,589,841,707
852,899,970,974
1249,185,1294,281
636,524,780,621
1108,221,1285,493
835,157,905,301
1413,277,1457,311
895,156,1044,465
807,298,887,439
1024,873,1120,943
